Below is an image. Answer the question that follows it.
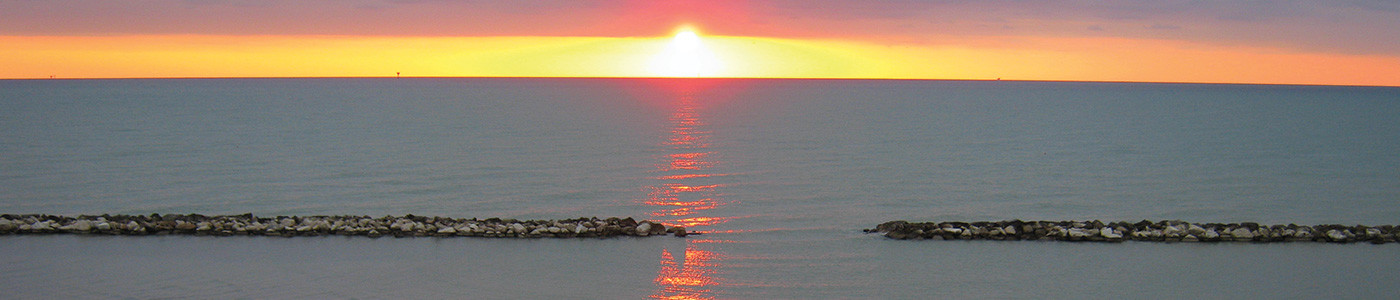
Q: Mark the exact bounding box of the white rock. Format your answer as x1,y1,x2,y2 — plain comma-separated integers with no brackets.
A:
1326,230,1348,241
547,227,562,234
1230,228,1254,240
1187,224,1206,236
32,221,52,231
1100,228,1123,239
575,224,586,234
437,227,457,234
1002,226,1017,235
511,223,527,234
1163,225,1183,237
1202,229,1220,240
1366,228,1382,238
636,223,652,235
1068,228,1093,238
95,222,111,231
1293,230,1312,238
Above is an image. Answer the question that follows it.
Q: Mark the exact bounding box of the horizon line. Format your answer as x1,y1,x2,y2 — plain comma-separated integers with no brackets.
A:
3,76,1396,88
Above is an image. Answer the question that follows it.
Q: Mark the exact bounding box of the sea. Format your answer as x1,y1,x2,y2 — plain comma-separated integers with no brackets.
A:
1,78,1397,299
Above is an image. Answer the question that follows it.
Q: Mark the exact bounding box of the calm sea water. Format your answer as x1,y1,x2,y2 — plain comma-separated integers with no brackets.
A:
2,78,1398,298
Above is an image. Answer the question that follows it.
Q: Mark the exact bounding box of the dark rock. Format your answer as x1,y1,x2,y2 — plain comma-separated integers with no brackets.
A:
874,221,908,233
648,222,667,235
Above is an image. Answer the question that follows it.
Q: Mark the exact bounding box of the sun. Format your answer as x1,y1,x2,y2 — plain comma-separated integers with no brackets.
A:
649,28,723,77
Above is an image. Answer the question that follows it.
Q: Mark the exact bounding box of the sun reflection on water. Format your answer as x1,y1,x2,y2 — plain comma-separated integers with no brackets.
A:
646,83,734,300
646,91,735,229
651,243,725,300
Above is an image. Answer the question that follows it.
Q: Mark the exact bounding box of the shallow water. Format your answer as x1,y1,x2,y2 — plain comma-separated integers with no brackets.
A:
2,78,1398,298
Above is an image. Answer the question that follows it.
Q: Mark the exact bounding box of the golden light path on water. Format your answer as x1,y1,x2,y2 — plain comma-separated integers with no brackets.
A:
645,83,733,300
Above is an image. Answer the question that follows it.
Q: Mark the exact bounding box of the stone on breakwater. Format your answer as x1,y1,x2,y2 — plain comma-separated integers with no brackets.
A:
672,226,688,237
867,220,1400,244
0,214,678,239
1230,227,1255,240
1327,230,1348,242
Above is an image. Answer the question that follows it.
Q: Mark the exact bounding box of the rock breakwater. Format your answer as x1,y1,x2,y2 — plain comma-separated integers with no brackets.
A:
0,214,689,238
867,220,1400,244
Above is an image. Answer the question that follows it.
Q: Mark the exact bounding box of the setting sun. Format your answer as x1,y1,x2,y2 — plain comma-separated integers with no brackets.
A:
649,28,722,77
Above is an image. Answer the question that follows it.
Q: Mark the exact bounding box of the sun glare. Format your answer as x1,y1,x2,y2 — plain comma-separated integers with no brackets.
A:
649,29,722,77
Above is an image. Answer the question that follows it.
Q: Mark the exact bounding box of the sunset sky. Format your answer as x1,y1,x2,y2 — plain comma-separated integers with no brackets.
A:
4,0,1400,86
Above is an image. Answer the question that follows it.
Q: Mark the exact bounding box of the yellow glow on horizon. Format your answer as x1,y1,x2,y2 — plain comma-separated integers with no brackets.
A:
1,34,1398,86
0,35,671,78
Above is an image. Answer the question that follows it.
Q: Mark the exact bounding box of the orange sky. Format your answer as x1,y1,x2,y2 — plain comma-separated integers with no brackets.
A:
3,1,1400,86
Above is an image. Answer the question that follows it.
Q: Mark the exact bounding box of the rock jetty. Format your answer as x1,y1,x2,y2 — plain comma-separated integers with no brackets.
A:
867,220,1400,244
0,214,690,238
